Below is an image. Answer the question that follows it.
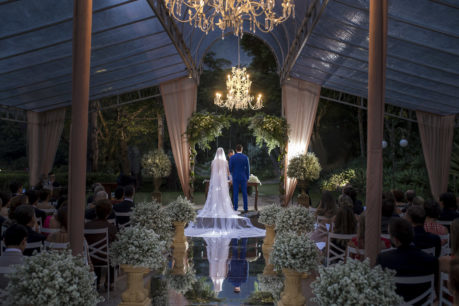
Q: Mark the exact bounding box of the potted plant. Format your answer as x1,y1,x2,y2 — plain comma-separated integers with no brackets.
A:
130,200,173,246
258,204,282,275
167,266,197,294
257,274,284,302
270,232,320,306
2,250,103,306
275,205,315,234
287,152,321,207
167,196,196,246
141,149,171,203
110,225,167,306
311,259,403,305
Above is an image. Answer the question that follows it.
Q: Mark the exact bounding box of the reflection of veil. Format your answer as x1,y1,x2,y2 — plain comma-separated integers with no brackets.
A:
185,148,265,238
205,237,231,293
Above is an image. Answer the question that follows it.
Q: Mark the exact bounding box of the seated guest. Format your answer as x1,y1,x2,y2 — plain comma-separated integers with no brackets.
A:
87,184,105,207
111,187,124,205
311,191,337,243
85,199,117,291
405,190,416,207
113,185,135,226
331,204,357,255
25,190,46,223
0,224,28,289
343,185,363,215
439,192,459,221
348,212,391,260
406,206,441,257
449,258,459,305
413,196,424,207
392,189,406,214
376,218,438,304
3,195,29,229
47,205,69,244
0,192,10,218
381,198,398,234
439,218,459,274
423,200,448,245
37,190,53,210
9,181,24,197
13,205,45,256
85,191,111,221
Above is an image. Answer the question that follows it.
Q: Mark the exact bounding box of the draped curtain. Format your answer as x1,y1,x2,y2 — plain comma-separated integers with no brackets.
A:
416,111,455,200
282,78,321,205
160,77,197,199
27,108,66,187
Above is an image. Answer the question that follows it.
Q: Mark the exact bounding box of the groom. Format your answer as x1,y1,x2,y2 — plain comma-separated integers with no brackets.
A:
229,144,250,212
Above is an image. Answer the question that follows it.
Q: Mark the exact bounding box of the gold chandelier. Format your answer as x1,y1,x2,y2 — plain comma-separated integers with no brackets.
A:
164,0,295,37
214,38,263,110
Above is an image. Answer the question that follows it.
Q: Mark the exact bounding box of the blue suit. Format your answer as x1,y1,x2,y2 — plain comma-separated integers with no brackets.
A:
229,153,250,211
227,238,248,288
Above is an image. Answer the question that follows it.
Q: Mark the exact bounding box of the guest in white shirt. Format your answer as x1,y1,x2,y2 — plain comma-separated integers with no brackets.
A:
0,224,28,289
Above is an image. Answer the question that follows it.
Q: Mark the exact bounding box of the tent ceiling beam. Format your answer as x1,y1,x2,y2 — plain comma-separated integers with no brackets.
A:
279,0,329,84
146,0,199,83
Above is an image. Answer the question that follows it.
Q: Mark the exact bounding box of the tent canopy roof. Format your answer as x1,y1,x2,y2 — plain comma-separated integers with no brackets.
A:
1,0,458,115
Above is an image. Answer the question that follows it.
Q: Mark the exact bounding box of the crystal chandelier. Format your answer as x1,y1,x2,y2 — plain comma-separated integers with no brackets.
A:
214,38,263,110
164,0,295,37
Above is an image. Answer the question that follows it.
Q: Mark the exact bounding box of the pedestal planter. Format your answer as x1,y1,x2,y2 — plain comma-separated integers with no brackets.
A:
171,243,187,275
120,265,151,306
297,180,309,208
173,221,187,245
278,268,306,306
262,225,276,275
152,178,162,203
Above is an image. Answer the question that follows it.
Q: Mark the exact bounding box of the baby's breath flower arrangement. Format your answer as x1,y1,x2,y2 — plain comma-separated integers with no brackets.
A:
167,267,197,294
257,274,284,301
287,152,321,182
258,204,281,226
2,250,103,306
248,174,262,185
141,149,171,178
275,205,315,233
110,225,167,269
270,231,320,273
167,196,197,223
311,259,403,306
130,201,173,243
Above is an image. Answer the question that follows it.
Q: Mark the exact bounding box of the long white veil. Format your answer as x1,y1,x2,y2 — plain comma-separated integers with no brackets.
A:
185,148,265,238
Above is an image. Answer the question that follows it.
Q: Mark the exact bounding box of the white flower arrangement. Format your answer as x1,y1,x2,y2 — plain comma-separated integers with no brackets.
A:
257,274,284,301
311,259,403,306
258,204,281,226
167,268,197,294
167,196,197,223
275,205,315,233
110,225,167,269
2,250,103,306
141,149,172,178
131,201,173,243
248,174,262,185
287,152,321,181
270,231,320,273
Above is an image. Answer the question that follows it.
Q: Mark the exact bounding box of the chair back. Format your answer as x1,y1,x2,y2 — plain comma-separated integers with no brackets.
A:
394,274,435,305
84,228,109,264
420,247,435,256
114,211,132,229
40,208,56,215
0,266,13,274
346,246,365,261
439,234,451,256
44,241,69,250
24,241,43,253
308,207,317,214
381,234,391,240
379,247,396,253
326,232,356,266
439,272,453,306
107,218,116,224
40,227,60,235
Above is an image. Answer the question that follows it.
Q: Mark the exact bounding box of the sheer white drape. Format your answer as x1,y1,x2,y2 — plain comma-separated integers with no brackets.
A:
416,111,455,200
282,79,321,205
27,108,66,187
160,77,197,199
205,237,231,293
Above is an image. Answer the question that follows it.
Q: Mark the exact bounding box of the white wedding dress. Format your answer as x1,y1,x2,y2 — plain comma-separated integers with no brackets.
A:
185,148,265,238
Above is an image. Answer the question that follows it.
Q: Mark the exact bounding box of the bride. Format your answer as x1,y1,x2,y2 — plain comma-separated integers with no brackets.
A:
185,148,265,238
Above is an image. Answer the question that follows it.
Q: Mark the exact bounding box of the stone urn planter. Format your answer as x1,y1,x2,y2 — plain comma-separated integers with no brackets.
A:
120,265,151,306
171,243,187,275
278,268,306,306
173,221,187,245
262,225,276,275
297,180,310,208
151,177,162,203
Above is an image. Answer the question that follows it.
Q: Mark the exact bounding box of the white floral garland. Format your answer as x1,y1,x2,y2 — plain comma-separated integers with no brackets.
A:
311,259,403,306
275,205,315,233
167,196,197,223
1,250,103,306
110,225,167,269
258,204,281,226
130,201,173,243
270,231,320,273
